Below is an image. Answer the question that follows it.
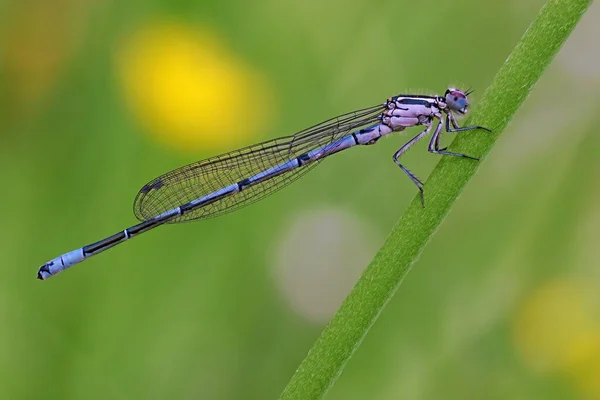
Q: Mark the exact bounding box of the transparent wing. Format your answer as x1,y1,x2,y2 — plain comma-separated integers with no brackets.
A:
133,104,385,223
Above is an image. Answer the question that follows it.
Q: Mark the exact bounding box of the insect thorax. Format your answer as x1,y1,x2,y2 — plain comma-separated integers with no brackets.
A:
382,95,442,131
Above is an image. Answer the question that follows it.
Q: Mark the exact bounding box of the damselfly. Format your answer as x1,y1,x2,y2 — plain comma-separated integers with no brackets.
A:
37,87,490,280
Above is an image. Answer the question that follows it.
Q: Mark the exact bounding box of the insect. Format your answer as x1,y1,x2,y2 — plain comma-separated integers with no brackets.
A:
37,87,490,280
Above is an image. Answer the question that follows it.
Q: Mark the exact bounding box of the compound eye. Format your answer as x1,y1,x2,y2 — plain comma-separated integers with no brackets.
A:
446,90,467,111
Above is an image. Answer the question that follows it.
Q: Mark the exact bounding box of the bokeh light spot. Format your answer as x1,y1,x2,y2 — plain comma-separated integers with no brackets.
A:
116,21,274,152
513,279,600,397
272,208,380,324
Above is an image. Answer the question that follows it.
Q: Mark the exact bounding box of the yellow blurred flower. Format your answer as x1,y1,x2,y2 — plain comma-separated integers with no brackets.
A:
567,334,600,399
116,21,274,152
578,364,600,399
513,279,600,397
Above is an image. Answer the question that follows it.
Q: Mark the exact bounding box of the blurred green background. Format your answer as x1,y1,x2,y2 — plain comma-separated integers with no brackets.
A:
1,0,599,399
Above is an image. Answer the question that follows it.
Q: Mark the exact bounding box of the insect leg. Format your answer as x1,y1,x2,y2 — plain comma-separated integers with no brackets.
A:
429,116,479,160
392,122,434,206
446,113,491,133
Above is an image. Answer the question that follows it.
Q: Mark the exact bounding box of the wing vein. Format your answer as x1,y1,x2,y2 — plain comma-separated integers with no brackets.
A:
133,103,385,223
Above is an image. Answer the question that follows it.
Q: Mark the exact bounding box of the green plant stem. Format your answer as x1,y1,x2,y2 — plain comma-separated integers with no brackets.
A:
279,0,592,398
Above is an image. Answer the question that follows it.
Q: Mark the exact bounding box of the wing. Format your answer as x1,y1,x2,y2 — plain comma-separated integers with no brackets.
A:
133,103,385,223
